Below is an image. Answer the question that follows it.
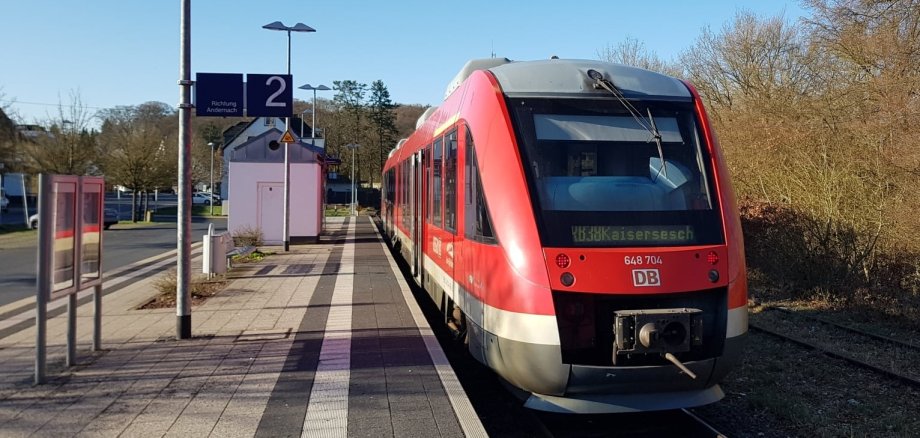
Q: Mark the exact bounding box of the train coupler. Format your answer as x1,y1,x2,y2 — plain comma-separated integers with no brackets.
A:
612,308,703,370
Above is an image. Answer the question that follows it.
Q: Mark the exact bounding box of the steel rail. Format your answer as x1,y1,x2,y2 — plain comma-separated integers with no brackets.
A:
749,323,920,389
766,306,920,351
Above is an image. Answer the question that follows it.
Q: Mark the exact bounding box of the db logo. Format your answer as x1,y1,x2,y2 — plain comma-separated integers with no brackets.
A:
632,269,661,287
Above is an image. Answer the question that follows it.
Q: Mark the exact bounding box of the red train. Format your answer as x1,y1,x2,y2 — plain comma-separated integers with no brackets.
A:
381,58,747,413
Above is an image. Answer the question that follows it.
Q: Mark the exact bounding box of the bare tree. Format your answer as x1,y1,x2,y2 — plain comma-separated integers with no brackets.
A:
680,12,819,114
597,36,680,76
676,5,920,290
20,91,99,175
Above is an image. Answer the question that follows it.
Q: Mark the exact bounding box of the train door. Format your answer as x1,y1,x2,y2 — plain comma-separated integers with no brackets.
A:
444,130,459,287
412,150,424,281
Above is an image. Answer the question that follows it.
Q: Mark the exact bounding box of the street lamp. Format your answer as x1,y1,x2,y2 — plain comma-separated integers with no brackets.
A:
208,142,216,216
298,84,331,145
346,143,359,216
263,21,315,252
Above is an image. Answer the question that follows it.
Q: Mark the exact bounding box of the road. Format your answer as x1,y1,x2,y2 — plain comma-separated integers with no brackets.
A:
0,192,182,226
0,214,226,308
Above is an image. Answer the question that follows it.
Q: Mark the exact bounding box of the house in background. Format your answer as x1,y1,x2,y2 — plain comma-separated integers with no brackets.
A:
221,116,326,244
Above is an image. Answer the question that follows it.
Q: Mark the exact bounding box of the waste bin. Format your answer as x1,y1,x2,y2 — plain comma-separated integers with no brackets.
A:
202,233,227,275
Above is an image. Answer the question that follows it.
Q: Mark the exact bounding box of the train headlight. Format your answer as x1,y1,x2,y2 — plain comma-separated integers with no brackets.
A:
709,269,720,283
560,272,575,287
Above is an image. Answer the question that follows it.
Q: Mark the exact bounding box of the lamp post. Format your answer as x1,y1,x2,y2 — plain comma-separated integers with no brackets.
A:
346,143,359,216
208,142,215,216
263,21,315,252
300,108,311,138
298,84,331,145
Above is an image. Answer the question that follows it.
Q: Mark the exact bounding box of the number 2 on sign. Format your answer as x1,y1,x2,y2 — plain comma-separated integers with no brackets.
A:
265,76,287,108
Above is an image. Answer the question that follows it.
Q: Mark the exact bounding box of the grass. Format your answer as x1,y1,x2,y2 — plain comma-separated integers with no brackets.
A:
231,249,271,263
325,206,351,217
324,205,377,216
150,205,225,217
0,225,36,249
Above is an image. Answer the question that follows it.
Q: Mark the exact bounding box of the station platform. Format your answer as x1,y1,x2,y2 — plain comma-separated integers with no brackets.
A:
0,216,487,437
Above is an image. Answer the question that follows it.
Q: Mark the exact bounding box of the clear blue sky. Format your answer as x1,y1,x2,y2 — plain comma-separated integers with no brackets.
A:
0,0,806,125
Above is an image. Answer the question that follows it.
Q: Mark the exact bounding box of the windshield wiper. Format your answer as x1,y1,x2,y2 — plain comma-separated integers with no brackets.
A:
587,69,668,179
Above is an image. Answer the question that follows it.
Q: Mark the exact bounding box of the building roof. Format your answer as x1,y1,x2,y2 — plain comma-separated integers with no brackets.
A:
221,115,311,148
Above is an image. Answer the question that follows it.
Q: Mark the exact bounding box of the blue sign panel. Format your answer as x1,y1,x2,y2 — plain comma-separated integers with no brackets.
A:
195,73,244,117
246,74,293,117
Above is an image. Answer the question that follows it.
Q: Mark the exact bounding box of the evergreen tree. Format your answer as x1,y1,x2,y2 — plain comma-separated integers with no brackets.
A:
368,80,398,184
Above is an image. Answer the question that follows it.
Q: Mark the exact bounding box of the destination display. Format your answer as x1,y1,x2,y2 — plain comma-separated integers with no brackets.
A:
571,225,696,245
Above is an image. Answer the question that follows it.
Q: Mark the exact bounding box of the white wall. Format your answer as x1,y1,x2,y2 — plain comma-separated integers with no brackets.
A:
228,162,323,244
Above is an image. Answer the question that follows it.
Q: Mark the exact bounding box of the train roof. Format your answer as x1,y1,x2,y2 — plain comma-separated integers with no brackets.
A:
448,58,691,101
392,58,693,159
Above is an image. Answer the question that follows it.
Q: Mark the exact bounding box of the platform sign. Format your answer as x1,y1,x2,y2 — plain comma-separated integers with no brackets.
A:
196,73,244,117
50,177,78,295
247,74,293,117
35,174,107,383
79,178,105,286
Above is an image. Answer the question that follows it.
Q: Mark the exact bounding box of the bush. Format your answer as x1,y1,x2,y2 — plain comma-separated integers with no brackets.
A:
232,225,263,247
143,269,227,309
741,198,920,304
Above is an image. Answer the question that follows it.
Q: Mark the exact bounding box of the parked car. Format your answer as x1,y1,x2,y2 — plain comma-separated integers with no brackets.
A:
192,193,219,205
103,208,119,229
29,208,119,230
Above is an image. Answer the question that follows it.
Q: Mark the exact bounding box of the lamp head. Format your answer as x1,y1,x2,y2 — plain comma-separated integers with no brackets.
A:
262,21,288,31
290,23,316,32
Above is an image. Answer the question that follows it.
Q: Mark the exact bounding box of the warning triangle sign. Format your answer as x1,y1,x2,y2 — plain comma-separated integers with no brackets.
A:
279,130,296,143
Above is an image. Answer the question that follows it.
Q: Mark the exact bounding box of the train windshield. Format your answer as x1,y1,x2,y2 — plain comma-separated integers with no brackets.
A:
510,98,724,247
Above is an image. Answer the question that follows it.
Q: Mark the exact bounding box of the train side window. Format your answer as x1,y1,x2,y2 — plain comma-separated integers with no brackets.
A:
433,138,443,228
399,161,405,228
464,129,497,244
444,129,458,234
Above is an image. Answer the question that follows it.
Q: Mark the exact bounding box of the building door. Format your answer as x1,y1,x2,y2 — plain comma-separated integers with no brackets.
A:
258,182,284,244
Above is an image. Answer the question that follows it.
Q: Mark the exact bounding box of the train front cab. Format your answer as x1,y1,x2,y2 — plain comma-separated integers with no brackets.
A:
478,72,747,413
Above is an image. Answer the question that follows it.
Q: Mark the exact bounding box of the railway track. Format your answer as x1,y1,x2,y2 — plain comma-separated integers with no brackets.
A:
748,320,920,389
765,306,920,351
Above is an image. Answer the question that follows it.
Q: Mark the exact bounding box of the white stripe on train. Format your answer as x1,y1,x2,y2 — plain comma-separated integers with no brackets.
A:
392,227,747,346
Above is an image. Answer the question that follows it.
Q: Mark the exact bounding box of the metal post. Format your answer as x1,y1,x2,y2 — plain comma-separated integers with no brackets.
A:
312,89,317,143
66,294,77,366
283,135,291,251
21,175,29,227
209,142,214,216
282,29,292,252
93,284,102,351
351,145,356,216
35,174,53,384
176,0,193,340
